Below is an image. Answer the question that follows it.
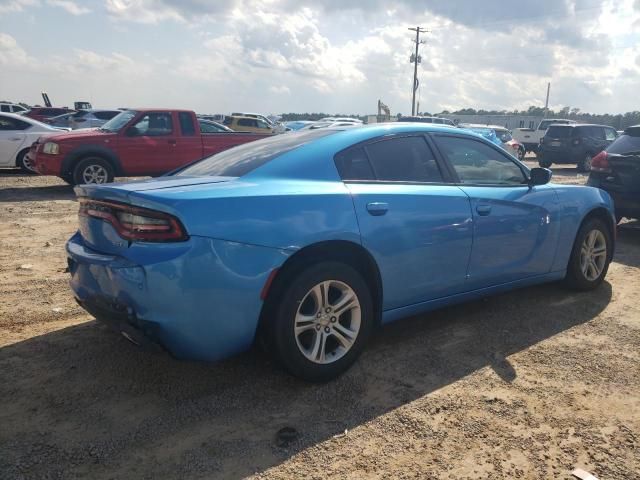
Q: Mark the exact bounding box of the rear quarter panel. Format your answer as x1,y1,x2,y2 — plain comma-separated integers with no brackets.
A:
550,184,615,271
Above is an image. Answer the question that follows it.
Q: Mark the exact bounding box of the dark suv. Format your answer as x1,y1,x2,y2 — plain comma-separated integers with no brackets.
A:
588,125,640,222
538,124,618,172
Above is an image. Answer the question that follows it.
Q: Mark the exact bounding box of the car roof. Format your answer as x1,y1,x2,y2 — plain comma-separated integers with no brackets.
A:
548,123,612,128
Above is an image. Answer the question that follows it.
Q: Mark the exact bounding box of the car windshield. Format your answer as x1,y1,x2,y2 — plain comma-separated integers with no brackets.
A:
176,129,337,177
606,131,640,155
100,110,136,132
545,126,573,138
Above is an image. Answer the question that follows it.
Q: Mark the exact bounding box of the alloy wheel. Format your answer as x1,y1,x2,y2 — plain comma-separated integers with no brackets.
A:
294,280,361,364
579,229,607,281
82,164,109,184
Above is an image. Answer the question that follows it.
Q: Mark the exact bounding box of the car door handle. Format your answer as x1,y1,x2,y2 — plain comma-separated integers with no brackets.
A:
366,202,388,216
476,205,492,216
168,139,177,145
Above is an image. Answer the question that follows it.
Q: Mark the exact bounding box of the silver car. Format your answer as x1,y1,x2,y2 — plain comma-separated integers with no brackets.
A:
48,109,122,129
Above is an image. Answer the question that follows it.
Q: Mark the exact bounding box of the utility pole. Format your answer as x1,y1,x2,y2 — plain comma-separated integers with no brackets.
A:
543,82,551,118
409,26,428,116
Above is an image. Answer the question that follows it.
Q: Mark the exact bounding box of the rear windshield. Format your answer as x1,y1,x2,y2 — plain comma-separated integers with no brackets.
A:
607,133,640,155
545,126,573,138
175,129,337,177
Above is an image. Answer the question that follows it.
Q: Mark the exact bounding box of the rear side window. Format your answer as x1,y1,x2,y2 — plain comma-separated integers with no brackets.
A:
434,136,525,185
607,133,640,155
176,129,336,177
546,126,573,138
364,136,443,182
335,147,375,181
178,112,196,136
604,128,617,141
0,105,9,112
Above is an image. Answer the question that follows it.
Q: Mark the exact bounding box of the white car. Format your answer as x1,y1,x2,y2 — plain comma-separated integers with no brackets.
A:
0,103,29,114
0,112,68,172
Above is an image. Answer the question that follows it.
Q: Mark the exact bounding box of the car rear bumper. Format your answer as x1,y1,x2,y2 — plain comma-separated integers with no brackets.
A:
66,232,290,361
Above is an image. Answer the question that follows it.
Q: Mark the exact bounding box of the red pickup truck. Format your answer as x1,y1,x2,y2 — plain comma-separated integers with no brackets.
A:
30,109,271,185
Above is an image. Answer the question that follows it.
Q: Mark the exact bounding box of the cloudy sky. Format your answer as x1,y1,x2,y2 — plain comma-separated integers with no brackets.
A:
1,0,639,116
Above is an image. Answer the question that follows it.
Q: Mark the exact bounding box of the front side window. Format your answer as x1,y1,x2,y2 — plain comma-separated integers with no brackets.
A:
130,112,173,136
364,136,443,182
434,136,526,185
238,118,257,128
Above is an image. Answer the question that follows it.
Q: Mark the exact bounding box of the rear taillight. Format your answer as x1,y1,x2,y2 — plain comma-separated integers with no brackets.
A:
78,199,188,242
591,151,611,173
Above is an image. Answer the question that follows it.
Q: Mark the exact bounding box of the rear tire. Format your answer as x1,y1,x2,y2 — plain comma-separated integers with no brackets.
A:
72,157,114,185
577,154,592,172
16,148,35,174
564,217,611,291
264,261,374,382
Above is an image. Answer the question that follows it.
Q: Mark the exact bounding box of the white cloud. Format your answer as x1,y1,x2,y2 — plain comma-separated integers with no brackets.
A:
45,0,89,15
0,32,34,67
0,0,38,14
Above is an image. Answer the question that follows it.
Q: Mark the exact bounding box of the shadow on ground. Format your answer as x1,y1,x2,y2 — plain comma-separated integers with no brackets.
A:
0,279,612,479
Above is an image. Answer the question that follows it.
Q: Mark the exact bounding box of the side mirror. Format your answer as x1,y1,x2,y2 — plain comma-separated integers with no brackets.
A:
529,167,552,186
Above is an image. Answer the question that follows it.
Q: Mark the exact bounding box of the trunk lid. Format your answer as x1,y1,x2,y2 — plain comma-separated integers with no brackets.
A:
74,176,234,254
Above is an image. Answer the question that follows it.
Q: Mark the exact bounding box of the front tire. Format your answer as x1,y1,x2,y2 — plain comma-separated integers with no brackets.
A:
564,217,612,291
265,262,374,382
72,157,114,185
16,148,35,174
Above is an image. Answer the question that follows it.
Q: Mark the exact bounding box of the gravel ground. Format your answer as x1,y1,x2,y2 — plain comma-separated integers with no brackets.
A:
1,162,639,479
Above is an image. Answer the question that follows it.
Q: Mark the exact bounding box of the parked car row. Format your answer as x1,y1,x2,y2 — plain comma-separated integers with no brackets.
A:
27,109,271,185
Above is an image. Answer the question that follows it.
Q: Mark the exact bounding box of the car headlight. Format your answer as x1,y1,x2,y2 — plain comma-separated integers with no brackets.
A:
42,142,59,155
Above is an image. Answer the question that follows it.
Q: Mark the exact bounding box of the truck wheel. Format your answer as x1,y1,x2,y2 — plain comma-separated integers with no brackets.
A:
577,154,592,172
72,157,114,185
16,148,35,174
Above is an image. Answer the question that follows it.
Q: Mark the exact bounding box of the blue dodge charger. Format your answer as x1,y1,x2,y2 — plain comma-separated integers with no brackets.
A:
67,124,615,381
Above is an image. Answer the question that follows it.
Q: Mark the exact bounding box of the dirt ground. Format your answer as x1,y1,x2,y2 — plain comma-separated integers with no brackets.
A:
1,162,639,480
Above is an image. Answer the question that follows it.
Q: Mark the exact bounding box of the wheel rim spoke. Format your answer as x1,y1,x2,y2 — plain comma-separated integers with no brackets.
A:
580,229,607,281
294,279,361,365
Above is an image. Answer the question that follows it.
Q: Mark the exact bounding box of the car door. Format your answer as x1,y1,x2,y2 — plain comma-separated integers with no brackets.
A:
116,111,177,175
0,115,29,166
431,133,561,290
338,134,473,311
